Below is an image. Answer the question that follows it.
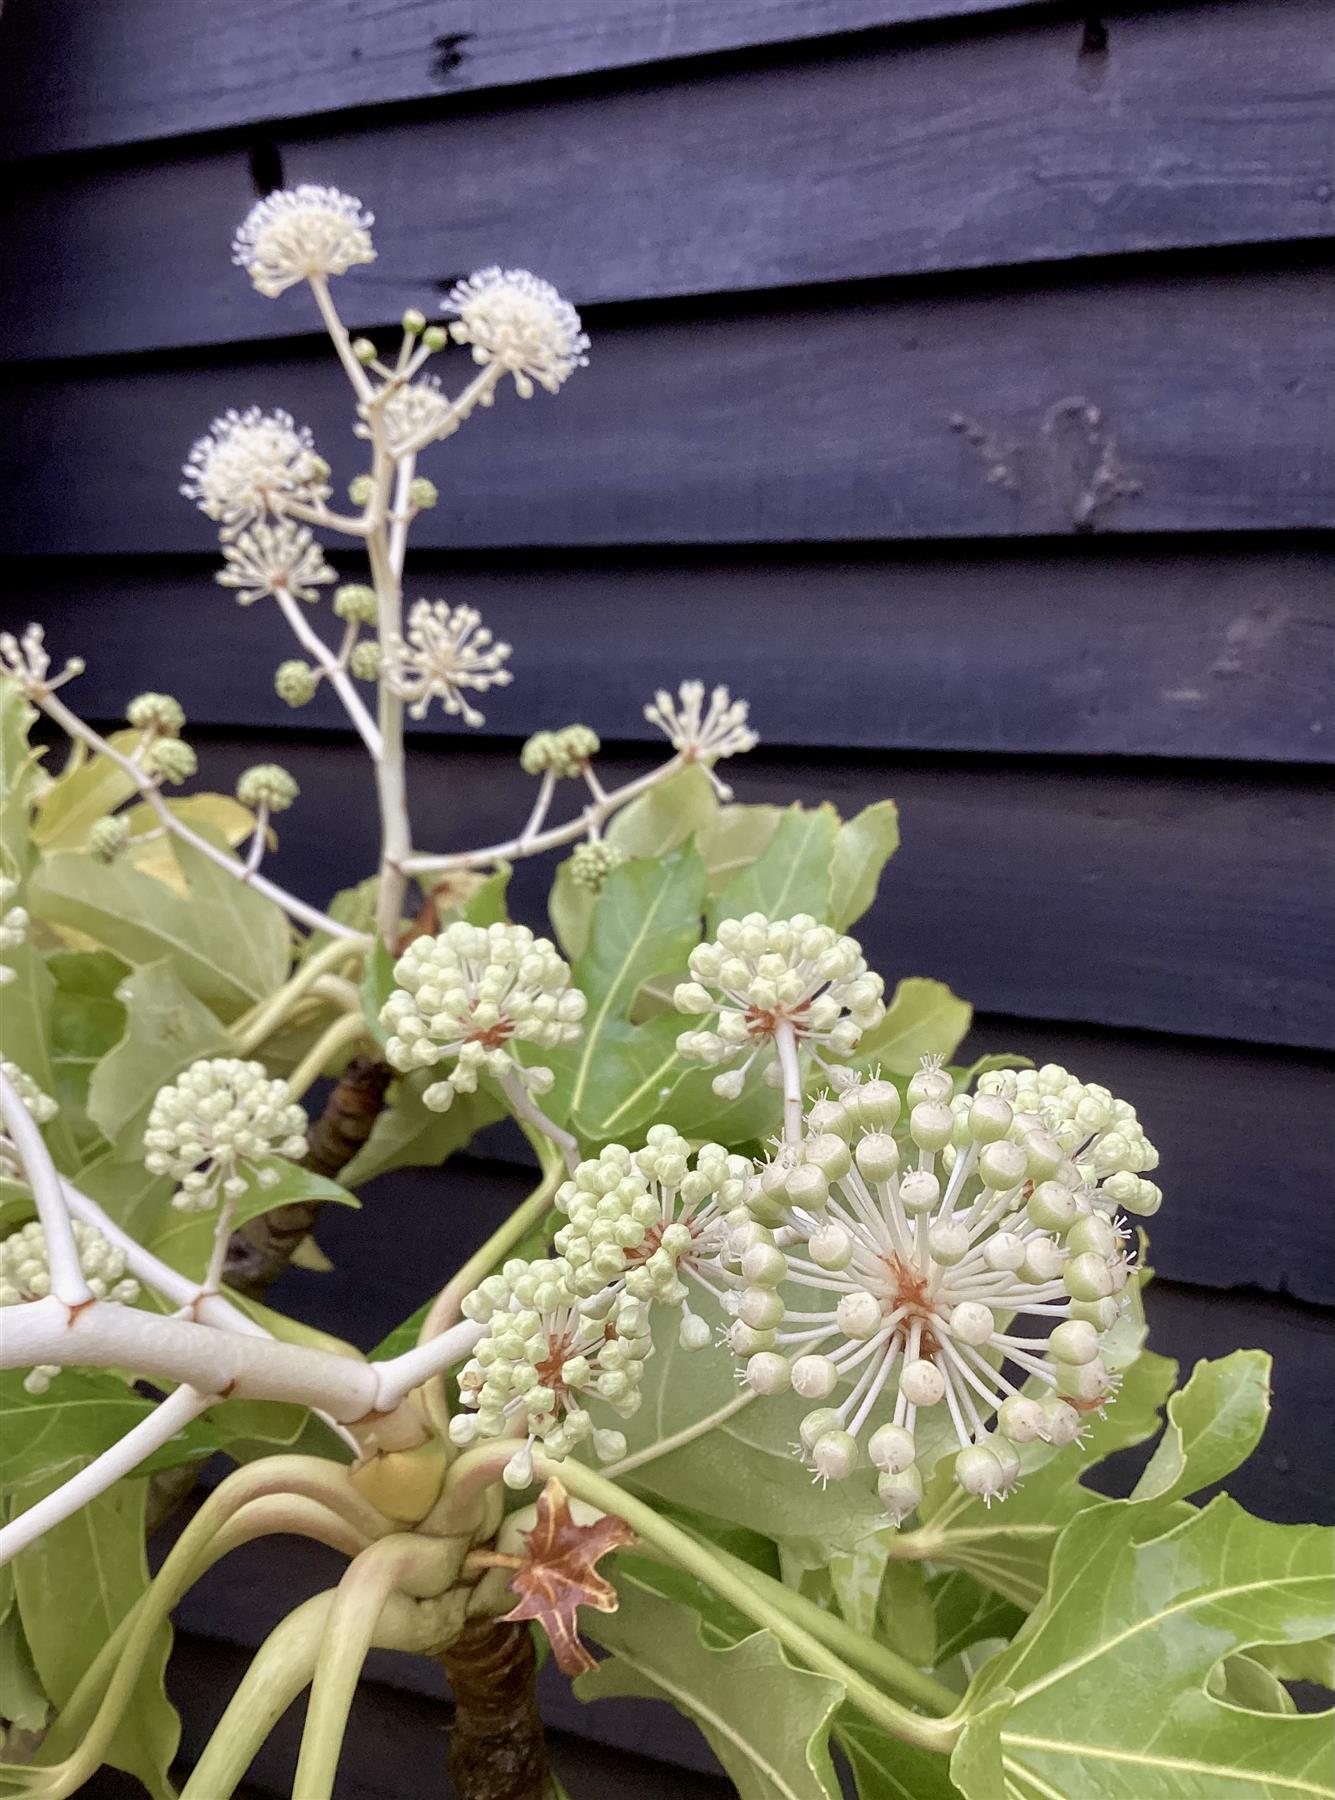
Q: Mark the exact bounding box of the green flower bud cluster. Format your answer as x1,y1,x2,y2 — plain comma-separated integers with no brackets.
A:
147,739,197,786
236,764,300,813
0,875,29,983
275,659,319,707
552,1128,753,1337
568,840,626,893
408,477,438,510
520,725,600,779
88,815,132,862
349,641,382,682
975,1064,1160,1215
674,913,885,1101
143,1056,308,1213
333,584,379,624
451,1255,650,1487
1,1218,140,1309
729,1057,1148,1526
126,692,185,737
348,474,375,509
380,922,586,1113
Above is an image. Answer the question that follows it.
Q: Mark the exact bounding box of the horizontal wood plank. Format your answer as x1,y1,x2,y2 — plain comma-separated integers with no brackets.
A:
117,732,1334,1054
4,263,1330,553
4,1,1331,362
0,0,1070,160
15,541,1333,764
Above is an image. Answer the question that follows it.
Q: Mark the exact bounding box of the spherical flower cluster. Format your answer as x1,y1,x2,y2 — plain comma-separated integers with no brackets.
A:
89,815,132,863
366,378,457,457
0,623,84,701
143,1057,309,1213
569,840,626,894
215,520,336,606
974,1064,1160,1217
147,739,197,786
733,1059,1148,1525
231,185,375,297
275,659,319,707
0,1059,58,1157
409,477,438,510
1,876,28,985
349,641,382,682
520,725,600,780
380,922,586,1112
181,409,330,533
236,764,299,814
126,692,185,737
644,681,757,797
333,584,379,625
451,1257,650,1486
674,914,885,1100
383,600,512,727
442,268,590,398
1,1219,139,1308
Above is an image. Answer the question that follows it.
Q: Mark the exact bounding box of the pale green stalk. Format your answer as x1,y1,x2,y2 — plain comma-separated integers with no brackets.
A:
286,1010,371,1102
232,936,364,1054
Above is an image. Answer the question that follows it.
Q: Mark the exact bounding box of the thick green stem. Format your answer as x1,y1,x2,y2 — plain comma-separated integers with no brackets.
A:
231,937,363,1055
286,1010,370,1103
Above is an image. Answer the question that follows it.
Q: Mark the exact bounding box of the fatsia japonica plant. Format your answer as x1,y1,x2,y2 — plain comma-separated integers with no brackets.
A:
0,184,1329,1800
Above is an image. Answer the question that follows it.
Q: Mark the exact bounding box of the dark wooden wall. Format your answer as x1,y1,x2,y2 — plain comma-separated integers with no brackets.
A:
2,1,1333,1789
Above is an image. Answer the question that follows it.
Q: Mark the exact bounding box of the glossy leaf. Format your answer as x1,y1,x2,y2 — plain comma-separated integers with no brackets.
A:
0,942,80,1169
1132,1349,1272,1507
927,1570,1025,1672
709,803,839,928
31,731,141,851
696,801,783,896
607,764,718,860
337,1074,503,1187
828,801,900,932
0,682,42,881
13,1479,177,1797
146,1158,359,1283
46,950,129,1148
852,978,973,1080
580,1566,845,1800
0,1369,214,1496
952,1496,1335,1800
839,1716,961,1800
86,957,228,1151
0,1608,48,1733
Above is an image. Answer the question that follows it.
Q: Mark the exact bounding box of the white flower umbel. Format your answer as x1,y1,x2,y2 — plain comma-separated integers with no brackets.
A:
450,1255,651,1486
181,409,330,533
674,914,885,1123
363,377,457,457
643,681,757,799
0,623,85,700
443,268,590,398
380,921,586,1113
0,877,29,986
736,1060,1147,1525
382,600,513,726
974,1063,1161,1218
552,1131,753,1345
0,1060,57,1177
143,1057,309,1213
1,1219,142,1394
232,185,375,297
215,520,336,606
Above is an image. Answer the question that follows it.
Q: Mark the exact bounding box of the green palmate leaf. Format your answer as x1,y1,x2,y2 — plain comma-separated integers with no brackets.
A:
31,730,142,852
839,1716,962,1800
853,978,973,1080
709,803,839,929
146,1158,359,1283
368,1300,433,1363
951,1497,1335,1800
69,1147,174,1243
337,1075,503,1187
547,848,706,1143
1132,1349,1272,1507
608,764,719,860
928,1570,1026,1673
548,857,598,963
86,957,228,1152
1210,1653,1299,1716
0,1608,48,1733
0,943,80,1170
0,1369,214,1496
1253,1638,1335,1693
697,801,783,895
901,1347,1179,1609
46,950,129,1150
13,1479,177,1798
32,832,288,1020
579,1568,845,1800
298,874,380,962
0,682,42,881
828,800,900,932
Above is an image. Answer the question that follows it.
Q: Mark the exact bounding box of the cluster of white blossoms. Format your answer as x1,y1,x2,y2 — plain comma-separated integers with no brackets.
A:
644,681,758,797
0,876,28,984
973,1064,1161,1217
380,922,586,1113
232,184,375,298
382,600,513,727
143,1057,309,1213
0,622,84,700
568,840,627,893
1,1219,142,1393
443,268,590,399
674,915,886,1100
451,1257,651,1486
730,1057,1151,1524
553,1131,753,1343
0,1060,57,1180
181,408,330,533
216,520,336,606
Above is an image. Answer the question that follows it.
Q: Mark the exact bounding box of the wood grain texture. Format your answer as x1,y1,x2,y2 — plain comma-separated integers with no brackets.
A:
5,1,1331,361
13,540,1333,764
4,262,1330,554
0,0,1065,159
123,732,1334,1055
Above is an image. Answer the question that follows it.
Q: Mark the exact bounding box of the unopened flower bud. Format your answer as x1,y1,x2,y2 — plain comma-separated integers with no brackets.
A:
275,659,319,706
